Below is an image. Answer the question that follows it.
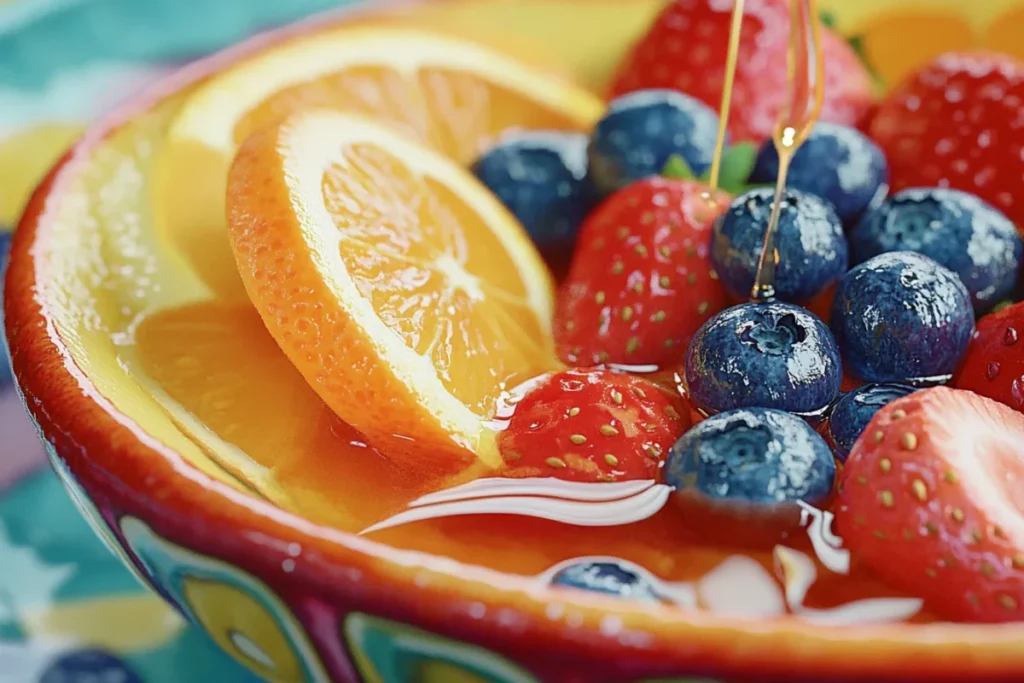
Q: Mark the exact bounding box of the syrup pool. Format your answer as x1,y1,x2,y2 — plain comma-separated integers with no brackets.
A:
130,292,930,623
110,0,930,627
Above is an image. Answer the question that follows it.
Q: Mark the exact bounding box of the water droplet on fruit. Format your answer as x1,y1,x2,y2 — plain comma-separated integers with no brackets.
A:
974,166,996,188
1012,377,1024,409
987,362,1001,380
1006,327,1019,346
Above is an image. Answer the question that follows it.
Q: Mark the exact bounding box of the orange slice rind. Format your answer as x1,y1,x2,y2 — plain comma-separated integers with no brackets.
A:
226,110,560,469
156,26,603,300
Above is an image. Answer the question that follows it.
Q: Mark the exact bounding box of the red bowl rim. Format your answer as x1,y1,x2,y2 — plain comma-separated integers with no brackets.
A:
6,2,1024,680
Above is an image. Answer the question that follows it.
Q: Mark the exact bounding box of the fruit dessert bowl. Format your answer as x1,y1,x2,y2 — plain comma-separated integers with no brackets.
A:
6,0,1024,681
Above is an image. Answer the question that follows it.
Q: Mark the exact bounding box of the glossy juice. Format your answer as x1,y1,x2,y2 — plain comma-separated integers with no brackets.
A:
128,0,933,622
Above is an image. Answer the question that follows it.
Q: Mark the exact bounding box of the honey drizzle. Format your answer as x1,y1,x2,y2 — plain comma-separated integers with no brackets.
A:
750,0,826,301
705,0,747,194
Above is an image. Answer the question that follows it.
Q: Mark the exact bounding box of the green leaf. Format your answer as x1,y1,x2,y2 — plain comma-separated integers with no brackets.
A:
661,154,697,181
713,142,759,195
819,10,837,29
992,300,1016,315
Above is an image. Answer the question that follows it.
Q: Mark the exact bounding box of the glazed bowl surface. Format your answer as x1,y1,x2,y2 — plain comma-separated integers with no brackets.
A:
6,0,1024,681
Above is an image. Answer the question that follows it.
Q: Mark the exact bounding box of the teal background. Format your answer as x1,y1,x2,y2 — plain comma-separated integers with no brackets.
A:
0,1,356,680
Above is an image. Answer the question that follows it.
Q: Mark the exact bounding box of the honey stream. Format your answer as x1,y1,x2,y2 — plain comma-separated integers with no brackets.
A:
707,0,826,301
751,0,826,300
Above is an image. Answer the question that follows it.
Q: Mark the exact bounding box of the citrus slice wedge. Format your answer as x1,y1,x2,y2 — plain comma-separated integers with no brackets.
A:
226,110,560,468
157,26,603,300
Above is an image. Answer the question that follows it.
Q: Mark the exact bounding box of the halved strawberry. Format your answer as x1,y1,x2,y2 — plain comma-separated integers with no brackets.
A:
834,386,1024,622
498,368,689,482
554,177,730,366
954,301,1024,413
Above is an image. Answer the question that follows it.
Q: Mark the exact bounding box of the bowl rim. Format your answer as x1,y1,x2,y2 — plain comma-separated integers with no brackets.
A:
6,2,1024,679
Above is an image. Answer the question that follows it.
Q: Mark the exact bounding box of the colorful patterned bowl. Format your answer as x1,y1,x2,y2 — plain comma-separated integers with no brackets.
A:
6,1,1024,681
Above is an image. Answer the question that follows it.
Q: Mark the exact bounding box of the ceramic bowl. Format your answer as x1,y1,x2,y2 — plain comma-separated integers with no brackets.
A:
6,1,1024,681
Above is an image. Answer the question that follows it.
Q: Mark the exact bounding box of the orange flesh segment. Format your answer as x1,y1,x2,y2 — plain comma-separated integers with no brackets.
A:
226,112,557,467
157,28,602,301
235,66,586,164
323,146,548,413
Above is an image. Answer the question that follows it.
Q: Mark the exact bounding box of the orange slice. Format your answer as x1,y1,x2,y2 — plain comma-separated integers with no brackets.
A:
986,6,1024,61
156,26,602,300
226,110,559,468
859,12,975,86
369,0,667,91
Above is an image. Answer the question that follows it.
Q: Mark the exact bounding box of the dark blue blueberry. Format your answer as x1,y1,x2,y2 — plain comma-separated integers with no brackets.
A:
830,251,974,383
551,559,662,602
0,230,10,387
827,383,917,461
665,407,835,506
850,187,1023,313
749,122,889,227
40,649,142,683
684,301,842,416
471,131,592,249
587,89,720,197
711,188,848,303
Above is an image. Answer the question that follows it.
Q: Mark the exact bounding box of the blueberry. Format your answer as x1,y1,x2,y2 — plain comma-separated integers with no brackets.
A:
711,188,848,303
830,251,974,383
826,383,917,461
472,131,592,250
40,649,142,683
587,89,720,197
551,559,662,602
749,122,889,227
850,188,1023,313
684,302,842,416
666,407,835,506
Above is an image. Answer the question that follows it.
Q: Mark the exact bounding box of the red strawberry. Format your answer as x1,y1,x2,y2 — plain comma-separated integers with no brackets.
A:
834,386,1024,622
498,368,690,483
870,52,1024,230
554,177,730,366
954,301,1024,412
608,0,874,142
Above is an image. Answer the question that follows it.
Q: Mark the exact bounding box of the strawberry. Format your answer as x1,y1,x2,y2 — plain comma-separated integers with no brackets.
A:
834,386,1024,622
554,177,730,367
608,0,874,143
870,52,1024,231
954,301,1024,412
498,368,690,483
